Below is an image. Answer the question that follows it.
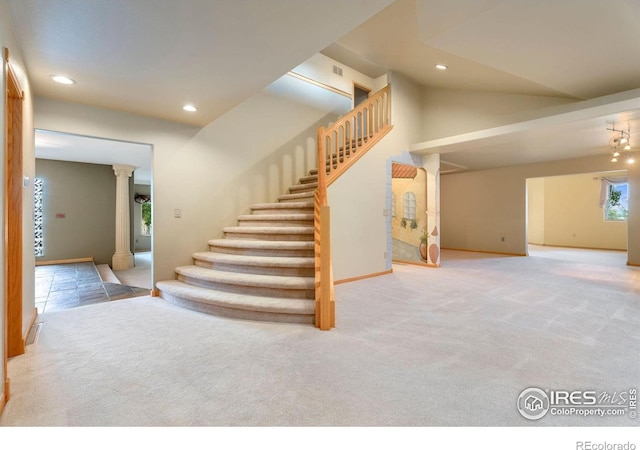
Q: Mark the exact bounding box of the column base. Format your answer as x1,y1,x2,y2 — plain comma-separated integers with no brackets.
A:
112,252,134,271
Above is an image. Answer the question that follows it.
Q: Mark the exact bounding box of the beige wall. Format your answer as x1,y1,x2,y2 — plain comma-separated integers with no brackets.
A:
421,87,575,141
527,177,545,245
442,154,639,263
329,72,426,280
627,158,640,265
35,92,338,285
35,159,117,264
528,172,627,250
1,0,36,402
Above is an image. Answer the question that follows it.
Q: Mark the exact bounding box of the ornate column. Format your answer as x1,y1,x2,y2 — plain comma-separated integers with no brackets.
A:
112,164,135,270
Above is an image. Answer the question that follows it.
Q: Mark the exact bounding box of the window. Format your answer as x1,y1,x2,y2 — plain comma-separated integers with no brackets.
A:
403,192,416,220
605,183,628,221
141,201,152,235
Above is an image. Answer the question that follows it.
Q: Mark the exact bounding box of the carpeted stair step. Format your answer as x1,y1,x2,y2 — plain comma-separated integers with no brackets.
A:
278,191,314,203
237,213,313,227
175,265,315,299
157,280,315,324
308,168,318,175
193,252,314,277
299,174,318,184
250,201,313,215
208,239,314,257
223,226,313,241
288,182,318,194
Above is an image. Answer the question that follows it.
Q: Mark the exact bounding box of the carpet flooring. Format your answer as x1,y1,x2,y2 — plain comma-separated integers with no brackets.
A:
2,248,638,427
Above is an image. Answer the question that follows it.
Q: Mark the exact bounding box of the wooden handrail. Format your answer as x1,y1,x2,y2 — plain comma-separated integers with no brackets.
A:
314,85,392,330
320,84,392,190
314,190,334,330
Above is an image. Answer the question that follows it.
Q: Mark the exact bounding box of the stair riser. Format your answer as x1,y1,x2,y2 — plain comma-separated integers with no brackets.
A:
224,231,313,241
237,219,313,228
278,195,314,203
160,291,314,324
299,176,318,184
251,207,313,215
194,260,314,277
208,245,314,258
288,185,317,194
178,275,315,299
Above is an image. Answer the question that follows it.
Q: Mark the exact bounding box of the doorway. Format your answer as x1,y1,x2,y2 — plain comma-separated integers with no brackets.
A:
353,84,370,109
526,170,628,264
34,130,153,309
5,51,25,363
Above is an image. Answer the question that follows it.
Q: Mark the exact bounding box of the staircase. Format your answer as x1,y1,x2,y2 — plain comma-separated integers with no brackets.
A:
158,84,392,329
157,169,319,324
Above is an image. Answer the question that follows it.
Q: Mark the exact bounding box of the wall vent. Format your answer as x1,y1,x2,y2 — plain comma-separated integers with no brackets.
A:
333,65,343,76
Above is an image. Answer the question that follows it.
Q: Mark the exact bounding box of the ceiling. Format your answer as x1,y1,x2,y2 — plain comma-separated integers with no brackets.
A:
9,0,640,173
35,130,153,184
7,0,394,127
321,0,640,172
324,0,640,99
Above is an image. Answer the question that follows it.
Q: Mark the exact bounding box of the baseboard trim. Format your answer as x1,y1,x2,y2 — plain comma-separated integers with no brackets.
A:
335,269,393,285
627,261,640,267
531,243,626,252
441,247,527,257
150,288,160,297
2,378,10,412
36,257,94,266
23,307,38,343
392,259,440,268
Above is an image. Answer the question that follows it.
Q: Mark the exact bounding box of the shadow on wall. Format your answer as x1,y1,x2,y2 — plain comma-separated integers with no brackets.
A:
213,113,338,237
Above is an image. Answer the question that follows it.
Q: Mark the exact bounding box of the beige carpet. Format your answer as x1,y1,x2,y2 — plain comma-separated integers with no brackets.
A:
1,248,638,428
112,251,152,289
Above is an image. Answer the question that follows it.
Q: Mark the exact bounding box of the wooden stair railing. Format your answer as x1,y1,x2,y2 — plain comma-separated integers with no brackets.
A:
314,84,392,330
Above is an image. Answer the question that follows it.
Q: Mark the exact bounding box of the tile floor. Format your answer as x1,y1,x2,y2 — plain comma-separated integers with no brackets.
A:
35,262,149,314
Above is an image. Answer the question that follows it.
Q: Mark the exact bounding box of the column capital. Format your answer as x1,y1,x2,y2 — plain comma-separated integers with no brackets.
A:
113,164,135,178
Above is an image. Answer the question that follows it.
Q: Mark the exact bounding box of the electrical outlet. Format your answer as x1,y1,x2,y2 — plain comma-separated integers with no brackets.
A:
174,209,182,218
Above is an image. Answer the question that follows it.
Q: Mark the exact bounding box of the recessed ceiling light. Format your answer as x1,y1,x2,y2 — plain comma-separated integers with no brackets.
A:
435,64,448,70
182,104,198,112
50,75,75,85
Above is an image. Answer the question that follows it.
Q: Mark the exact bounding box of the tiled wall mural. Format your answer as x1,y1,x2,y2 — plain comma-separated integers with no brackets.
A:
34,177,44,257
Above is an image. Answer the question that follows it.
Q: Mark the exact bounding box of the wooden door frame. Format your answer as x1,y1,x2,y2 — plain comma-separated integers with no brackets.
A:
3,48,25,410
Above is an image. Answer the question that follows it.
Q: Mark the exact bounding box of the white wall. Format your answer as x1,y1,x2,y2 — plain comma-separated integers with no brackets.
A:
329,72,426,280
1,0,35,406
35,91,337,285
421,87,576,141
441,154,640,263
294,53,378,102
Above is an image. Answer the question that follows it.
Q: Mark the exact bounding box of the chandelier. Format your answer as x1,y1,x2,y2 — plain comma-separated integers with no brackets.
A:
608,125,634,164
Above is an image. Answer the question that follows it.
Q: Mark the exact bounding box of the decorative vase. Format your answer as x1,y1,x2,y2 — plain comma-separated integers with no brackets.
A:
428,244,439,264
420,242,428,261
